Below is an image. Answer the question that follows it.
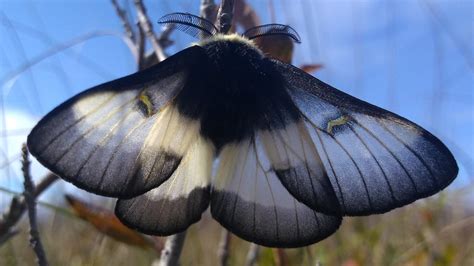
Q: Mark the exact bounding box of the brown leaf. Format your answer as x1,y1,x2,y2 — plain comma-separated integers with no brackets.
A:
64,194,162,251
299,64,323,74
233,0,260,30
254,35,295,64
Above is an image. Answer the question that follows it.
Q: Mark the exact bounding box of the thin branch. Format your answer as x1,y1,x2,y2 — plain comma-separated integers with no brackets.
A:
111,0,136,42
33,173,59,198
245,243,260,266
136,21,146,70
217,229,231,266
0,172,59,245
158,24,175,49
22,144,48,266
0,228,18,246
216,0,235,34
134,0,167,62
140,25,176,70
158,231,187,266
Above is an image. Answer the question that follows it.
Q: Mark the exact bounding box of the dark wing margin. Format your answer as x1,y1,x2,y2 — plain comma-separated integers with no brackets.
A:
210,136,342,248
115,137,214,235
27,46,209,199
270,59,458,216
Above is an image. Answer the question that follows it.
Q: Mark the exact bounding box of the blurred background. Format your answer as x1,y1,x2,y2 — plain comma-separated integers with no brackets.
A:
0,0,472,265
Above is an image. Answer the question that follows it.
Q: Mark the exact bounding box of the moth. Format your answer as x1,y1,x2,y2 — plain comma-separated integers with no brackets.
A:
27,13,458,248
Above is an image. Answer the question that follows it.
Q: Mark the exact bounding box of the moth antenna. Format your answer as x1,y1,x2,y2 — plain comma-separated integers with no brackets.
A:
243,24,301,43
158,12,218,39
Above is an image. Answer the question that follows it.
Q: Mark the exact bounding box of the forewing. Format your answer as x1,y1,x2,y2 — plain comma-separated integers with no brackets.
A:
272,59,458,215
115,136,214,235
211,135,342,248
27,46,209,198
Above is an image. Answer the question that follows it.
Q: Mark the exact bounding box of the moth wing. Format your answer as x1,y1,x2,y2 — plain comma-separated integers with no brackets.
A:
271,59,458,215
115,137,214,235
210,134,342,248
27,46,209,198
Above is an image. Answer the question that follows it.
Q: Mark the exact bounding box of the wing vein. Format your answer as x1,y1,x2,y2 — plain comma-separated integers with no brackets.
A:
75,108,137,179
352,119,419,194
303,115,373,210
230,140,252,226
313,127,346,212
254,139,280,242
37,93,118,152
346,123,398,204
51,99,136,166
377,119,440,188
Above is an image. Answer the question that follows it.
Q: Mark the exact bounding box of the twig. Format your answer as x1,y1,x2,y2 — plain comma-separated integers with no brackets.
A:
111,0,136,42
0,172,59,245
136,21,146,70
22,144,48,266
158,231,187,266
140,26,176,70
0,228,18,246
216,0,235,34
134,0,167,62
217,229,231,266
158,24,175,49
245,243,260,266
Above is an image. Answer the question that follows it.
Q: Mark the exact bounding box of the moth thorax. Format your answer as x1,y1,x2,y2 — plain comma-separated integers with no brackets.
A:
200,35,264,73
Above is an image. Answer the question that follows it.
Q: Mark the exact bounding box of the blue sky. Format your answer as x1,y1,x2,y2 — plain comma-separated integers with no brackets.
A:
0,0,472,204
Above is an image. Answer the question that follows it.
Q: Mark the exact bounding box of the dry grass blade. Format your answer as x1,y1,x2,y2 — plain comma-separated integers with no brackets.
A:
1,31,135,91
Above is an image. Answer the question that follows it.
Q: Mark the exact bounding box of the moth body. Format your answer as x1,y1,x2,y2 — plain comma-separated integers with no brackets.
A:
175,34,300,149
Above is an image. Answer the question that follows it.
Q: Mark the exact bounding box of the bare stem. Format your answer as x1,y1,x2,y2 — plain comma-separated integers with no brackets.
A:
22,144,49,266
0,172,58,246
136,21,146,70
158,231,187,266
217,229,231,266
216,0,235,34
245,243,260,266
134,0,167,62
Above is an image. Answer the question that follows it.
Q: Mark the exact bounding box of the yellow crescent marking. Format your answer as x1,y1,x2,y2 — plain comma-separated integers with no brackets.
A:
327,115,350,134
139,92,154,116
